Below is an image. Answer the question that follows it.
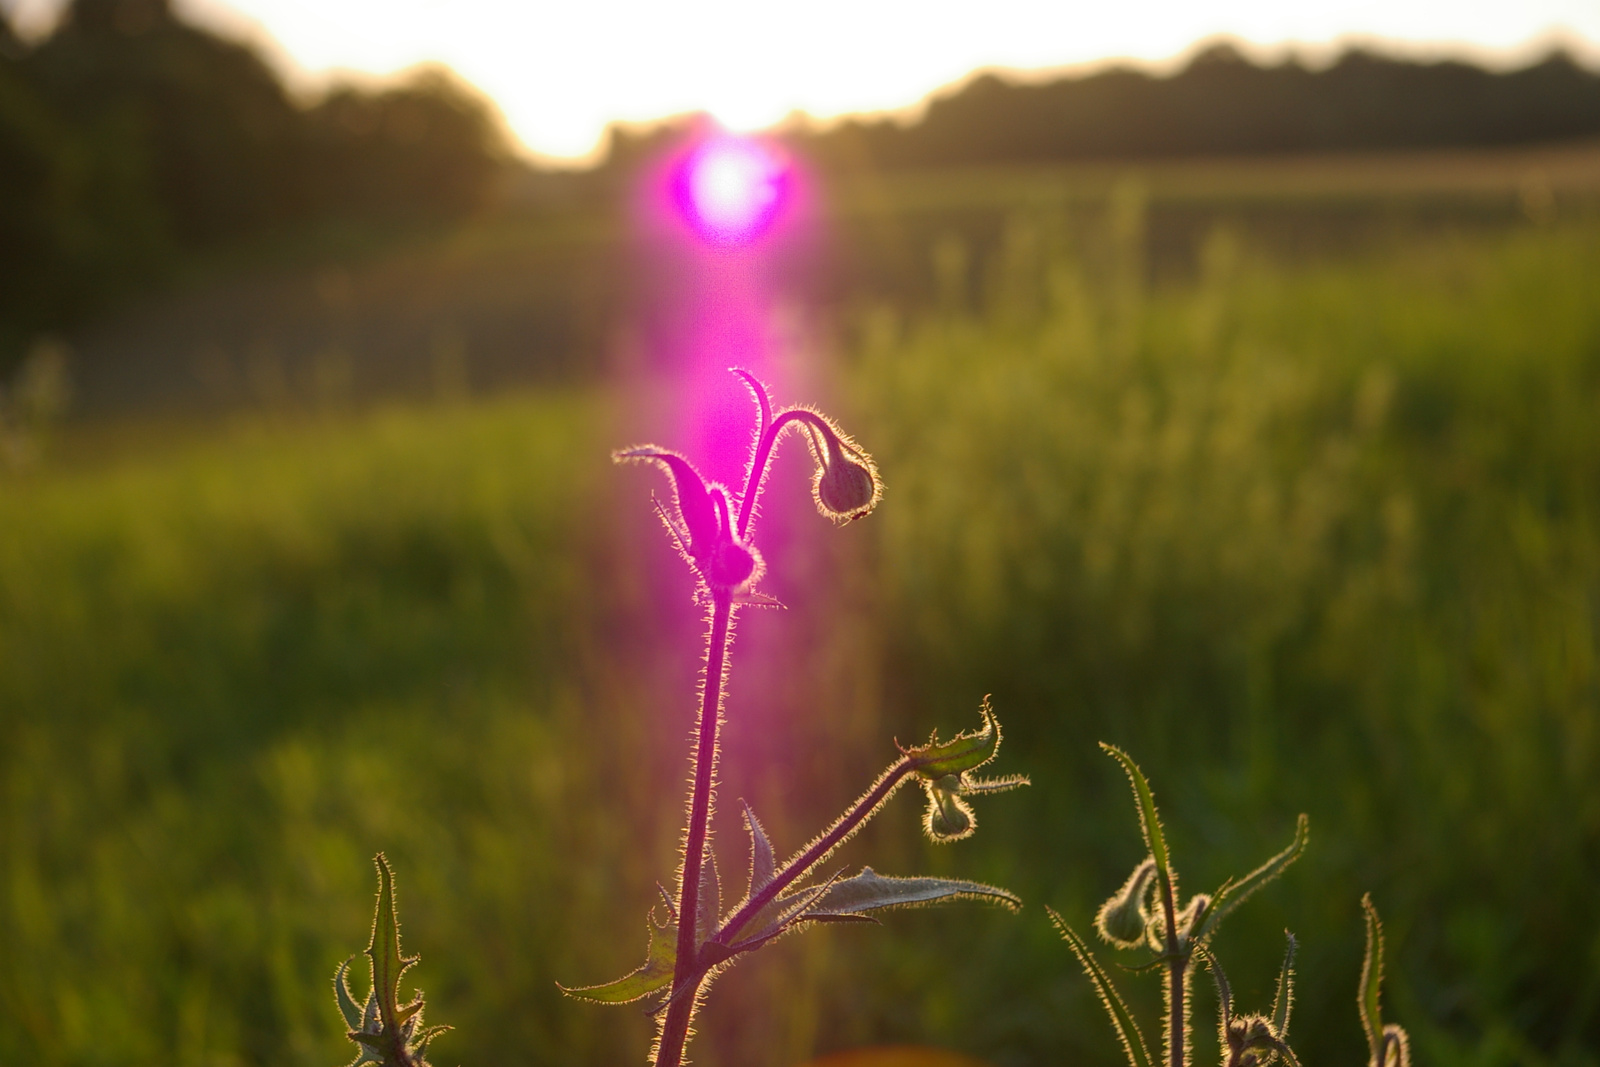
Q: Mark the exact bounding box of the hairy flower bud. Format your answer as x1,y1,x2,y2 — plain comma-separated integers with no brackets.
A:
1095,856,1156,949
922,774,976,842
811,425,880,522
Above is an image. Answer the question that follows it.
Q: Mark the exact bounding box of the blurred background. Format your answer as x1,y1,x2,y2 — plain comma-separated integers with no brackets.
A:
2,1,1599,1065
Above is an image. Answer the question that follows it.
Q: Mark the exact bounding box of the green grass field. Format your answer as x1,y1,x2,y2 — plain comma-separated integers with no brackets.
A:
2,201,1598,1065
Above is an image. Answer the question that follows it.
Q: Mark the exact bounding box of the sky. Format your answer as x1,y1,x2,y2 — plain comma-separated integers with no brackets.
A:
5,0,1600,163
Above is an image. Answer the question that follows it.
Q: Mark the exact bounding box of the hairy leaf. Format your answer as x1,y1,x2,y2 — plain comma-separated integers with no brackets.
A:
1099,744,1171,881
366,854,417,1037
559,911,677,1005
1271,932,1298,1045
1052,910,1156,1067
1359,894,1386,1064
334,957,366,1032
798,866,1021,917
696,850,721,947
615,448,719,557
742,801,776,897
903,698,1003,778
1194,814,1308,944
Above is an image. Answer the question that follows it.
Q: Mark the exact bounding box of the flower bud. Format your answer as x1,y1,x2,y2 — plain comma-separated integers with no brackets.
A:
707,539,762,592
812,427,880,522
1095,856,1156,949
1175,892,1212,945
922,774,976,842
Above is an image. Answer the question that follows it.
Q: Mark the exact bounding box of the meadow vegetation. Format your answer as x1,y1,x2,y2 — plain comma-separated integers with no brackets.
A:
1,202,1598,1066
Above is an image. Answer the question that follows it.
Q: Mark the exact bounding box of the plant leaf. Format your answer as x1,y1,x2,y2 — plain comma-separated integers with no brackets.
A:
365,854,416,1036
797,866,1021,917
1194,814,1308,944
725,869,850,951
333,957,364,1031
559,910,677,1005
615,448,719,557
1271,932,1298,1044
1359,893,1386,1065
1099,744,1170,881
1051,909,1156,1067
742,801,776,897
697,849,721,947
903,698,1003,778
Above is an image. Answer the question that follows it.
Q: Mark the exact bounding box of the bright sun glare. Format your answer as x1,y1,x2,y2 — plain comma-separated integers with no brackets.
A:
680,137,788,246
9,0,1596,161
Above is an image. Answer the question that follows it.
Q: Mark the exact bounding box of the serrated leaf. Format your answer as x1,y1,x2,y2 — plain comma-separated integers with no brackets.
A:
334,957,364,1031
1194,814,1308,944
1359,894,1386,1065
560,911,677,1005
1052,910,1156,1067
903,698,1003,778
797,866,1021,917
742,801,776,897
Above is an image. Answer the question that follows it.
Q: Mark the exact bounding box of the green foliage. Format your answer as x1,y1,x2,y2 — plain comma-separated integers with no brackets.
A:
844,212,1600,1066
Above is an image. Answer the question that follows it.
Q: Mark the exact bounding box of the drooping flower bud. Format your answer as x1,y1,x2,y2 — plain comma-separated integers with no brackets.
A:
811,423,880,522
922,774,976,842
1095,856,1156,949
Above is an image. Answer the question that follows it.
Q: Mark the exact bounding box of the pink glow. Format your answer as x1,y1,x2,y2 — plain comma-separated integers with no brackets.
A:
675,136,790,248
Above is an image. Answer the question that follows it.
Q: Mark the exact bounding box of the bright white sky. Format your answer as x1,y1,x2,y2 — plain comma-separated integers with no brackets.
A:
5,0,1599,163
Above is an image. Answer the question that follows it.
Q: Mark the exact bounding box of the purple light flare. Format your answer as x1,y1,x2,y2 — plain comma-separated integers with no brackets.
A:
674,135,791,248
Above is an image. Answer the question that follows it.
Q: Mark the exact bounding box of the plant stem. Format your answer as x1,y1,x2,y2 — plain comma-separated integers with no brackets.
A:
718,757,915,944
656,590,733,1067
1157,872,1186,1067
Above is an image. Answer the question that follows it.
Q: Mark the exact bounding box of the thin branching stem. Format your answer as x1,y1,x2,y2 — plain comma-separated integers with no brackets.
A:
736,408,843,540
718,757,917,944
656,590,733,1067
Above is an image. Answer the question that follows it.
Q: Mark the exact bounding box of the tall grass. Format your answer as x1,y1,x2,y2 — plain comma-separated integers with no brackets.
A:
838,213,1600,1066
0,397,673,1065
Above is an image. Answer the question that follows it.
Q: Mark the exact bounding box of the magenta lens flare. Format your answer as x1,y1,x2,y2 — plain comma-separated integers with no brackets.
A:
674,135,790,248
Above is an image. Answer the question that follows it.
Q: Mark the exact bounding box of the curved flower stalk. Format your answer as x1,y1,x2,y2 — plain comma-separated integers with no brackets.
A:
564,371,1025,1067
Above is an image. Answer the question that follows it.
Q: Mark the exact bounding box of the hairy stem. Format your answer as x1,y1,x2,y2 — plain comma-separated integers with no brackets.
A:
718,758,916,945
1157,872,1186,1067
656,591,733,1067
737,408,842,540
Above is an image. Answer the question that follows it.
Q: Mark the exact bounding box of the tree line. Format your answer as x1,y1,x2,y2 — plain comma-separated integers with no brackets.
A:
0,0,511,365
789,42,1600,171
